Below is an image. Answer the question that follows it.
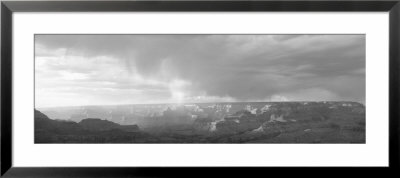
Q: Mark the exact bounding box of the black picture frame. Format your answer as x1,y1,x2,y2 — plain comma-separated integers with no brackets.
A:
1,0,399,177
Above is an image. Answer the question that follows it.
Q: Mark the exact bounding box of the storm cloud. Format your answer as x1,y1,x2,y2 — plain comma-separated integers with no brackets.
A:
35,35,365,108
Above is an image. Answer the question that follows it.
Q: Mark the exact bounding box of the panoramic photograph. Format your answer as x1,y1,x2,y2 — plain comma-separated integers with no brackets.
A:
34,34,365,143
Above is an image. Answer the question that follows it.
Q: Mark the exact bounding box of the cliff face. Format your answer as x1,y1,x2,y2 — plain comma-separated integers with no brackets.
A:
35,101,365,143
215,111,260,134
191,102,365,142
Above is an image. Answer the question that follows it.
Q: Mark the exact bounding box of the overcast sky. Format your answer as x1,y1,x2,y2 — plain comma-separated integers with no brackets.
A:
35,35,365,108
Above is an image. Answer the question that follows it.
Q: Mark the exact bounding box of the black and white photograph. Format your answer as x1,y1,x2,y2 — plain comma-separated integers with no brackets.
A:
34,34,366,144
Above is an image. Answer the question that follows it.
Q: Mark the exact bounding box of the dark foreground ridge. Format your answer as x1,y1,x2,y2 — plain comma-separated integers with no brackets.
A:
35,102,365,143
35,110,143,143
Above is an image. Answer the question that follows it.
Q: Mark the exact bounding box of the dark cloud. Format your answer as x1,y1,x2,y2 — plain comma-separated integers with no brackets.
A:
35,35,365,107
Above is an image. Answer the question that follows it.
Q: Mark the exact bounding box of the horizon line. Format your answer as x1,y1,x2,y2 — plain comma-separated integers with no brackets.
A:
36,100,365,109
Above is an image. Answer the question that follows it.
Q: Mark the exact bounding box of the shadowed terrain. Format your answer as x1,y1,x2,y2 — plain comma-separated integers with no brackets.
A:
35,102,365,143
